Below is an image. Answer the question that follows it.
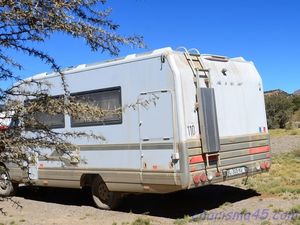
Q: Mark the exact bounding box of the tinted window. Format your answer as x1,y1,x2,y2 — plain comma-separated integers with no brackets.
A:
25,96,65,129
33,112,65,129
71,87,122,127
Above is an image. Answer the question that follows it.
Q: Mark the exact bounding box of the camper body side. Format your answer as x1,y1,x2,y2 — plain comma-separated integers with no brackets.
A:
5,48,271,196
8,49,187,193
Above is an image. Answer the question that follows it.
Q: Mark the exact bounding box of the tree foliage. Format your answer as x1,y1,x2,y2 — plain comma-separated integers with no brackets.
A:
292,95,300,112
265,94,294,129
0,0,143,78
0,0,143,192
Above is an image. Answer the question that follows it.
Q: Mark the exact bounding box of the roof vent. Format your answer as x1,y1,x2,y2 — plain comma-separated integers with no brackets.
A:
205,55,228,62
125,54,136,60
31,72,47,79
76,64,86,69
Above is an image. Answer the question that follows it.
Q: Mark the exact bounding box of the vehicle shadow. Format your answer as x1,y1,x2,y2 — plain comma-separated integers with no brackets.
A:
16,186,94,207
119,185,260,218
16,184,260,219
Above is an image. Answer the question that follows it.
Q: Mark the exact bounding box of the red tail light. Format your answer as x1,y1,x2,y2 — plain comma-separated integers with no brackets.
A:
200,173,207,183
193,174,200,185
0,125,8,131
264,161,270,169
193,172,207,185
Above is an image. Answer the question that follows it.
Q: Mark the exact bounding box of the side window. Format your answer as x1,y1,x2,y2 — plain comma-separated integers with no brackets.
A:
25,96,65,129
32,111,65,129
71,87,122,127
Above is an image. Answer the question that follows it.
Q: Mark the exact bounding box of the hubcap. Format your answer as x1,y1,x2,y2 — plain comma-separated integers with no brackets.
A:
98,182,109,202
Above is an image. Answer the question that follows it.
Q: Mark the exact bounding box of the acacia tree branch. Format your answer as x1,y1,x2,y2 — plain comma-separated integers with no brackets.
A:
0,0,144,183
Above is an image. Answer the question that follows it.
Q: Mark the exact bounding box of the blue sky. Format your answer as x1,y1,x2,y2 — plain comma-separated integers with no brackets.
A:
3,0,300,93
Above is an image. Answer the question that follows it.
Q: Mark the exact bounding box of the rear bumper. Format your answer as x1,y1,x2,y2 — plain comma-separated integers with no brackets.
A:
188,158,271,189
180,133,271,189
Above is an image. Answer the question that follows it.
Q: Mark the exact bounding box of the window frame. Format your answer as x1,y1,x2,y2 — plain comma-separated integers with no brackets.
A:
70,86,122,128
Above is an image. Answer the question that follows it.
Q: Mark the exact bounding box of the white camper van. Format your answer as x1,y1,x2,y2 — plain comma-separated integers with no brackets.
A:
1,47,271,209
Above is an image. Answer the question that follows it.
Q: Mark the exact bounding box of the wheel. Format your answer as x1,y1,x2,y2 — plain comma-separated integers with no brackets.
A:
0,166,17,196
91,176,121,210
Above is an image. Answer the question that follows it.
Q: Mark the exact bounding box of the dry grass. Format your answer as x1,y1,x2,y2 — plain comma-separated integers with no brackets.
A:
245,150,300,195
131,218,151,225
173,216,192,225
289,205,300,225
269,128,300,137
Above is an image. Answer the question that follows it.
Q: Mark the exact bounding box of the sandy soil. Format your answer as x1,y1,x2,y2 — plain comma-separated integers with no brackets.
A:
0,135,299,225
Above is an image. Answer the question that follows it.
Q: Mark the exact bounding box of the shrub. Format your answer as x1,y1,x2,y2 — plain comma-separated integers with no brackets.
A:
265,94,294,129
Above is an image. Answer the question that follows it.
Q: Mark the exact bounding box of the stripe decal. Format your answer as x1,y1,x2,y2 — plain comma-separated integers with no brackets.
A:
78,143,174,151
249,146,270,154
189,155,204,164
186,133,269,151
189,155,218,164
189,145,270,165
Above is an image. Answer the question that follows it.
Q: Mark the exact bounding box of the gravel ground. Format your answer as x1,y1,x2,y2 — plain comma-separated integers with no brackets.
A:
0,135,299,225
190,196,300,225
1,193,299,225
0,197,170,225
270,135,300,154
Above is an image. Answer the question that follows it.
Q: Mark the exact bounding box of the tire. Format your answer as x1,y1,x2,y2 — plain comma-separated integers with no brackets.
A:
91,176,121,210
0,166,17,197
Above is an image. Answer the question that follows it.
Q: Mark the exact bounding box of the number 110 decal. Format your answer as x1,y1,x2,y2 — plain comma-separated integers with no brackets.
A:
187,124,196,137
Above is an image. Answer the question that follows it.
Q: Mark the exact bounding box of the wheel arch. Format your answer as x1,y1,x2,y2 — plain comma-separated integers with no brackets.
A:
80,173,103,187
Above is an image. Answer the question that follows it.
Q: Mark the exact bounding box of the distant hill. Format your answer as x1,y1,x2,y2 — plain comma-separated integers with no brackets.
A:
294,89,300,95
264,89,300,96
264,89,289,96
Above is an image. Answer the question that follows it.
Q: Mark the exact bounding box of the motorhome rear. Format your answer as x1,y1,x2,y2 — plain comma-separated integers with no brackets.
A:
1,47,271,209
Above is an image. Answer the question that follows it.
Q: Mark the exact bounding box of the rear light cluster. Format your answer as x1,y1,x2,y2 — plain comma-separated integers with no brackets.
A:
193,173,206,185
193,171,221,185
256,161,271,171
261,161,271,170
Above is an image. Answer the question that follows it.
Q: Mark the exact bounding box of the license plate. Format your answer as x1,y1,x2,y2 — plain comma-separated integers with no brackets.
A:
225,167,247,177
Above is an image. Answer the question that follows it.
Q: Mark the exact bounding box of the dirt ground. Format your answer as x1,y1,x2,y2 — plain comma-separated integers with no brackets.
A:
0,134,299,225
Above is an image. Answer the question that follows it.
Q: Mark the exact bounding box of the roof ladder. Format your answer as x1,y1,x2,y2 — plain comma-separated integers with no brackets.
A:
177,47,211,88
177,47,221,169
